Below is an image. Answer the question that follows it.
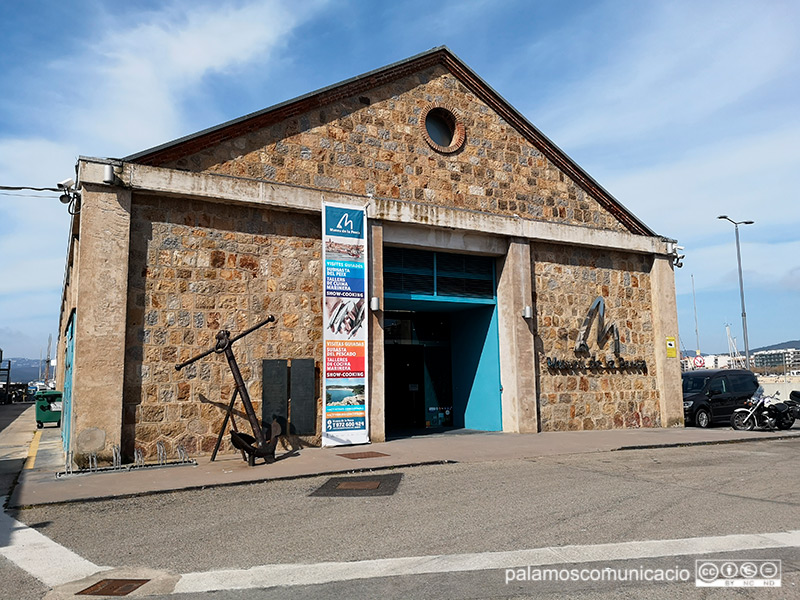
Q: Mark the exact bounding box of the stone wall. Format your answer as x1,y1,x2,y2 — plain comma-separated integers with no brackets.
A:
533,243,661,431
162,66,630,235
123,194,322,459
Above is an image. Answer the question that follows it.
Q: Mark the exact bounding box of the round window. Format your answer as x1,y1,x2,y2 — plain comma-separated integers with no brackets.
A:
420,104,465,154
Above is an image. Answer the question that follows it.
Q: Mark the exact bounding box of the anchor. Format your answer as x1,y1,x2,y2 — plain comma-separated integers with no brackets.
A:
175,316,279,466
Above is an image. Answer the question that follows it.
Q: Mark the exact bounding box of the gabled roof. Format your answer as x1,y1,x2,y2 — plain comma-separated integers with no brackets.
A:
125,46,655,236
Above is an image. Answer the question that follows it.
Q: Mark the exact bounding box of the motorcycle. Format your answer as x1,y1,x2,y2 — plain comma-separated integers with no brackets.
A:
786,391,800,421
731,388,795,431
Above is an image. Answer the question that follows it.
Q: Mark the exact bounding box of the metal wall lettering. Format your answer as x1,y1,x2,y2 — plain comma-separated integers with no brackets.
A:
574,297,620,355
546,297,647,374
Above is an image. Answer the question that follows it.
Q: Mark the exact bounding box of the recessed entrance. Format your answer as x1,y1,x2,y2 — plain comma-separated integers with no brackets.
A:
382,247,502,437
385,312,452,433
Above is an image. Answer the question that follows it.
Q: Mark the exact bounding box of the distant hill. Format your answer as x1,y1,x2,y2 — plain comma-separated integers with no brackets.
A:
751,340,800,352
3,358,51,384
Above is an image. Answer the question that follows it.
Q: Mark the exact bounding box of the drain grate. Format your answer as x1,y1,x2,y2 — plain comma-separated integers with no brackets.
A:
310,473,402,497
337,451,389,460
77,579,150,596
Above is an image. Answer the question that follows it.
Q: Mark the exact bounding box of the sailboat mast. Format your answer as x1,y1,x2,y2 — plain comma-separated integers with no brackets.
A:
44,334,52,382
692,274,700,355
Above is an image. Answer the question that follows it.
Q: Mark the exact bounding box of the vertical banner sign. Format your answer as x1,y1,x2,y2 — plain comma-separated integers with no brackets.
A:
322,202,369,446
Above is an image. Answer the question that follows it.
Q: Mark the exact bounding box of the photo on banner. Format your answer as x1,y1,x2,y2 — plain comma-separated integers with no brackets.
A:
322,202,369,446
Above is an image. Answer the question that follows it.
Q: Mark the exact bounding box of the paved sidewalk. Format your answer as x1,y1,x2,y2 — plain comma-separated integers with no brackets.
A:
0,402,38,499
3,402,799,507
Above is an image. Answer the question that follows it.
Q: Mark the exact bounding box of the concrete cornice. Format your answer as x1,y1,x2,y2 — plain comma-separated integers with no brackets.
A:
79,158,674,256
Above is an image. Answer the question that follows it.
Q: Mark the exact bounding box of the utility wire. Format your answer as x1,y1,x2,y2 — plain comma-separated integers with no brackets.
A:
0,192,57,198
0,185,61,192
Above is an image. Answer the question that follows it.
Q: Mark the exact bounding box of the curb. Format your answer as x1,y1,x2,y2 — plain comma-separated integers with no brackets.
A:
8,460,456,509
613,431,800,451
10,428,800,508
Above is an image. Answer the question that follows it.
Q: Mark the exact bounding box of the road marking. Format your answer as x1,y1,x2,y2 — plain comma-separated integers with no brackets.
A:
1,506,798,595
175,529,800,593
0,497,108,587
22,430,41,470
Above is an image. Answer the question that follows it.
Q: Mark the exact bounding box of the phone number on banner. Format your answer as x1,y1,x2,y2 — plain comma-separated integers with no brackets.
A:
326,417,366,431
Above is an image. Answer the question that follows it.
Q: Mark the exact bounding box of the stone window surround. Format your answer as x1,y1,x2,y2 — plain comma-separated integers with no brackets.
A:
419,102,466,154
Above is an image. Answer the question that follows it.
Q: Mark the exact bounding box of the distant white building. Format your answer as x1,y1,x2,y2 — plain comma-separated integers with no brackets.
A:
753,348,800,372
681,354,738,371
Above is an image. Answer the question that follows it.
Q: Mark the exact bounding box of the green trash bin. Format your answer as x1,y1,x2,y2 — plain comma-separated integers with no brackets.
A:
35,390,62,429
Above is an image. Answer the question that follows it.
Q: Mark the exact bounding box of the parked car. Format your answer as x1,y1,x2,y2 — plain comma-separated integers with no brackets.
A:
682,369,759,428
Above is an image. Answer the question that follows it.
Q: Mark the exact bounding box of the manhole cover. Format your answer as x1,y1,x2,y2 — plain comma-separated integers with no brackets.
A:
338,451,390,460
337,480,381,490
77,579,150,596
310,473,402,497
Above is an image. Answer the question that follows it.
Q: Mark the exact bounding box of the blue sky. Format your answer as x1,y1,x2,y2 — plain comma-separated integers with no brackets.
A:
0,0,798,358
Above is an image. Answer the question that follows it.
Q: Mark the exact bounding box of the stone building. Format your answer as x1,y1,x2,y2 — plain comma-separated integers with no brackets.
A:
57,47,683,463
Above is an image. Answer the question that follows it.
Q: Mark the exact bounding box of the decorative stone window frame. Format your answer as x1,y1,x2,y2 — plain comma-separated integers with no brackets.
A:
420,103,466,154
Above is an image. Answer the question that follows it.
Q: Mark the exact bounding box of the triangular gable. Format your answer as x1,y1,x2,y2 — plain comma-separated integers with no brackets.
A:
125,46,654,236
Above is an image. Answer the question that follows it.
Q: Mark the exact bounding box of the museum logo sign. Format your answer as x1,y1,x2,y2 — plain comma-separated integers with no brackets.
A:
546,297,647,373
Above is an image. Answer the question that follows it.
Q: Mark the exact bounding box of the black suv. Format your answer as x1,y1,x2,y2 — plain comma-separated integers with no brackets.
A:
682,368,759,428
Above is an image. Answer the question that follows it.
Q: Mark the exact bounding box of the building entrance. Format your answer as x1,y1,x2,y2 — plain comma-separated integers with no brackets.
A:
384,312,454,433
382,247,502,436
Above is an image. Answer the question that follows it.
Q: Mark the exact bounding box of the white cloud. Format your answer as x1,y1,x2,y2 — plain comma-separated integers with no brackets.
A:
604,125,800,239
0,1,326,357
536,1,800,150
513,1,800,342
676,239,800,293
65,1,320,154
0,290,62,358
0,138,80,190
601,124,800,307
0,139,75,299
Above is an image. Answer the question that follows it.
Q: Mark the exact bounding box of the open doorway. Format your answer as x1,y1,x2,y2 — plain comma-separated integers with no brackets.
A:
383,306,500,437
382,247,502,437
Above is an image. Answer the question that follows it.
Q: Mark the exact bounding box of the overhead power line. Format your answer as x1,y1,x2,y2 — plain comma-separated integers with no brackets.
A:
0,192,56,198
0,185,61,192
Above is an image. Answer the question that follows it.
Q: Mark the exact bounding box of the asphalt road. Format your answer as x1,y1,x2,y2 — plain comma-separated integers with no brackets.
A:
6,438,800,598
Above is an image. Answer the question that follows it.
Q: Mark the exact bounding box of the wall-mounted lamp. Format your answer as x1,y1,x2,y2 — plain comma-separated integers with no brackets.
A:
103,164,123,186
370,297,380,311
522,305,533,319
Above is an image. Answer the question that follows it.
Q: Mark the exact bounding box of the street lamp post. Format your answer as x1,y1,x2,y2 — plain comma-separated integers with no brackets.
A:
718,215,754,369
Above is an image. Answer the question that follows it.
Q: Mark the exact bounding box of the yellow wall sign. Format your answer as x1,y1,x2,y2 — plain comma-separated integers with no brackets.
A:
665,336,677,358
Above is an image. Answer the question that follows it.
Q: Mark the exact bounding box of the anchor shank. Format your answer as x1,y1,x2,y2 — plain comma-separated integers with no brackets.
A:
220,337,266,448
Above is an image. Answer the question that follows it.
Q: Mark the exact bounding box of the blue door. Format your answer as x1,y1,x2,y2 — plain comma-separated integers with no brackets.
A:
62,311,75,452
450,305,502,431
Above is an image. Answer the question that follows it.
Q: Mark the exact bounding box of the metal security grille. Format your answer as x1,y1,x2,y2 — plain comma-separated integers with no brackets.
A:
383,247,495,299
384,247,435,295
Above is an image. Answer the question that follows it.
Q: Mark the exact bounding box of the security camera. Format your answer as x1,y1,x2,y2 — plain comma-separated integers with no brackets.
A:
57,178,75,190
